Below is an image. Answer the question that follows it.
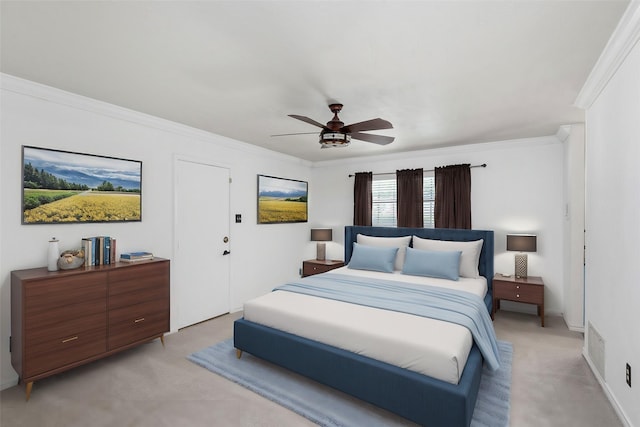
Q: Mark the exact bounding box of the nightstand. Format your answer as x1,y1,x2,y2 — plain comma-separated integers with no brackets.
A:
492,274,545,326
302,259,345,277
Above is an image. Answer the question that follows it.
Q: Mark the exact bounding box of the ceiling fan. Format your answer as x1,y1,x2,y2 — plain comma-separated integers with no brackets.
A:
273,103,395,148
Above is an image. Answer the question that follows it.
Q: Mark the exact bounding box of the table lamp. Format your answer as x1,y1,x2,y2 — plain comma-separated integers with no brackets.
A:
506,234,537,278
310,228,332,261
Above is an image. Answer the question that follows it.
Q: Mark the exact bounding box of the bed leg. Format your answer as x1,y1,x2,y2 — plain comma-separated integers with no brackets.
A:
236,349,243,359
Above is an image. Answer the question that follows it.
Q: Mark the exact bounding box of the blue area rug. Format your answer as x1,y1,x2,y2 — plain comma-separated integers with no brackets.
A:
188,339,512,427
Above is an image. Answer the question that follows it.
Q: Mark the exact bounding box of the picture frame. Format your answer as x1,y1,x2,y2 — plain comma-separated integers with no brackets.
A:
22,146,142,224
257,174,308,224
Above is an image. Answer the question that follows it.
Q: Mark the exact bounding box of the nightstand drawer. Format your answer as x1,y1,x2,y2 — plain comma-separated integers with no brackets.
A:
303,263,334,276
302,260,345,277
494,281,543,303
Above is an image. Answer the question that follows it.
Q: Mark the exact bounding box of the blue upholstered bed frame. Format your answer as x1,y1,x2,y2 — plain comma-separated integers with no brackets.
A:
234,226,494,427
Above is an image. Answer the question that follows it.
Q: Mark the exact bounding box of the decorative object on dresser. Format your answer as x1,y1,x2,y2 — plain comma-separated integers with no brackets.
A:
57,249,85,270
119,251,154,263
506,234,537,278
310,228,332,261
81,235,116,267
492,274,545,326
10,258,170,401
47,237,59,271
302,259,344,277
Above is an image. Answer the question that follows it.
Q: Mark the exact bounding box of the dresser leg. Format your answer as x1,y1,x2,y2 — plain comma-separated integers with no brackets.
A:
236,349,243,359
25,381,33,401
160,335,165,347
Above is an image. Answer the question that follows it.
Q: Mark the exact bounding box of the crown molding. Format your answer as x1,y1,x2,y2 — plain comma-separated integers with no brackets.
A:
575,1,640,109
0,73,311,167
311,135,560,169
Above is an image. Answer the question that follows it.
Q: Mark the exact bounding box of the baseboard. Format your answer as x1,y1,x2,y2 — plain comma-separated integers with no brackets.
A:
1,377,19,391
582,350,633,427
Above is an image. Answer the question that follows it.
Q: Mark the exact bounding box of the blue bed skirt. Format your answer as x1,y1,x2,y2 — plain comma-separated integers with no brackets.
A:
234,318,483,427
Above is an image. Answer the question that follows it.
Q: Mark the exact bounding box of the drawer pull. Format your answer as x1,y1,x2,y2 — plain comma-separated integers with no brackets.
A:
134,317,145,323
62,336,78,343
516,294,520,298
516,285,520,289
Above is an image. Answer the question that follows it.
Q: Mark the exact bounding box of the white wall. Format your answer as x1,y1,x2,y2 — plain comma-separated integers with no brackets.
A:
562,124,586,331
0,75,314,389
311,137,565,317
582,13,640,426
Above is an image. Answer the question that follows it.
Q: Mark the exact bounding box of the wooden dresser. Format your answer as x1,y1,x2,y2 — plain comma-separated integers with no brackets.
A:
11,258,169,400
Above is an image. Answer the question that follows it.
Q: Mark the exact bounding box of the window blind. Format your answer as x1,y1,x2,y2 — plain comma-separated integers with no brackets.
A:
372,175,434,228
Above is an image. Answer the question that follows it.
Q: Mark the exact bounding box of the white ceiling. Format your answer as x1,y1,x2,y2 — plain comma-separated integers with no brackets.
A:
0,1,629,162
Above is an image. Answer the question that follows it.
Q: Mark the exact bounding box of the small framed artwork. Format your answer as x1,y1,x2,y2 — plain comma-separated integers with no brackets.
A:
22,146,142,224
257,174,308,224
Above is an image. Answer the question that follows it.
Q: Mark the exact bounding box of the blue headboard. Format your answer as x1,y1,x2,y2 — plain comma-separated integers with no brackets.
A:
344,226,495,311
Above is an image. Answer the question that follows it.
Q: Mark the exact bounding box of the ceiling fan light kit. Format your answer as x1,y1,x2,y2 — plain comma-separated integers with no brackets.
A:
280,103,395,149
319,131,351,148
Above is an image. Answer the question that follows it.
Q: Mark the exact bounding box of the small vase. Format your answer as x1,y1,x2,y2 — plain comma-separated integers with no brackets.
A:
47,238,60,271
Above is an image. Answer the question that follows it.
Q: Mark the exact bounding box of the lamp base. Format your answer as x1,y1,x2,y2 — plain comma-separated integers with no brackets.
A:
316,242,326,261
514,253,528,278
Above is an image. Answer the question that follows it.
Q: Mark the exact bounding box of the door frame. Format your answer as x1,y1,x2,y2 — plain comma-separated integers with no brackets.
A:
172,154,232,332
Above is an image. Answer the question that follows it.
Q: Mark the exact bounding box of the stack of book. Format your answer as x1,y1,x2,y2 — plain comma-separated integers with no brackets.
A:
119,252,154,263
82,236,116,267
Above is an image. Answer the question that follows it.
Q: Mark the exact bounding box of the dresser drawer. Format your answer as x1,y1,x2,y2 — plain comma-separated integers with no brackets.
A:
108,285,168,310
25,273,107,313
494,281,543,304
26,312,106,348
108,262,169,297
108,299,169,350
24,323,106,378
26,299,106,331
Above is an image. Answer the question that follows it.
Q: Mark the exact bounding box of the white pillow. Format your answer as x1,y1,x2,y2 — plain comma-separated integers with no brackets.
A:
412,236,483,278
356,234,412,271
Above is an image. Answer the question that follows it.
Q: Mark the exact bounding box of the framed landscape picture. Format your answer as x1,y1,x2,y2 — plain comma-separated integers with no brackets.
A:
22,146,142,224
257,174,308,224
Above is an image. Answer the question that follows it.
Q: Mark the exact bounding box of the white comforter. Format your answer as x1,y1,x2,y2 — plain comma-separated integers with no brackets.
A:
242,267,487,385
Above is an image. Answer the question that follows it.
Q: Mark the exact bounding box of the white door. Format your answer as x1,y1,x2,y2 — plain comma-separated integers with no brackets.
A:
175,159,230,329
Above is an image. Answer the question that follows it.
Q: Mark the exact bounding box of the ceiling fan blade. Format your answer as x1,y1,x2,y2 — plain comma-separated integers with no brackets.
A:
341,118,393,133
351,132,395,145
288,115,327,129
270,132,319,137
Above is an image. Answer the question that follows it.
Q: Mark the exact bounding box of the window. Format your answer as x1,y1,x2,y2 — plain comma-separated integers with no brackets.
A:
372,173,435,227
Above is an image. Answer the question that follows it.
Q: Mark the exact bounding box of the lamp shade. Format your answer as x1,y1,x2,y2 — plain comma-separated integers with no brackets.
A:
506,234,537,252
311,228,332,242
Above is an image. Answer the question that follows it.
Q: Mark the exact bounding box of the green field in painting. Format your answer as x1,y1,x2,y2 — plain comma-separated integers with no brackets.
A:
258,197,307,223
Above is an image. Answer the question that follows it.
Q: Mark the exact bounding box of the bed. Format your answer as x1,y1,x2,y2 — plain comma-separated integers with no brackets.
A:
234,226,495,427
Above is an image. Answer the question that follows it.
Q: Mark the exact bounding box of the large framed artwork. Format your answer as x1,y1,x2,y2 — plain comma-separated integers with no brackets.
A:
22,146,142,224
257,174,308,224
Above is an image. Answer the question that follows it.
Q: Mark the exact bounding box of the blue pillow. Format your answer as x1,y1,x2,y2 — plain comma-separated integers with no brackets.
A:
348,243,399,273
401,247,462,281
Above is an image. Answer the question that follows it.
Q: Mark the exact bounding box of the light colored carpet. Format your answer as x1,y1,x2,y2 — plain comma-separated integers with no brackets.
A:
188,339,513,427
0,311,623,427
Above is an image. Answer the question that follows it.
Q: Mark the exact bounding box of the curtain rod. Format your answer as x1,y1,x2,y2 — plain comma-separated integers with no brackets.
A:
348,163,487,178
